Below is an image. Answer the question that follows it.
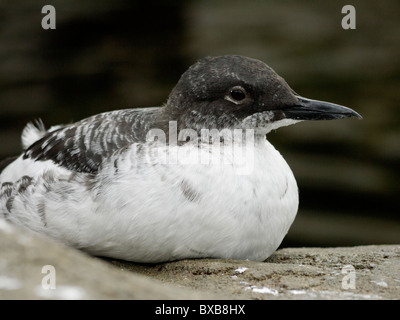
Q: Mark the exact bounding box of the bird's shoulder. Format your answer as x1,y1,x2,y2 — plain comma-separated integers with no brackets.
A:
23,107,161,174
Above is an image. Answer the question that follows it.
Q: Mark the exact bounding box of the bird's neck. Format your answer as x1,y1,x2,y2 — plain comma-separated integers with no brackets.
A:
152,112,266,147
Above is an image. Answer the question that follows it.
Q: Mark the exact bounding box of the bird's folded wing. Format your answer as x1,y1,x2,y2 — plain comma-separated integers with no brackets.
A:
23,107,160,174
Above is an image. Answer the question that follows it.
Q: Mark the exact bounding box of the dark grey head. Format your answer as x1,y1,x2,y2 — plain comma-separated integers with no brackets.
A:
158,55,361,133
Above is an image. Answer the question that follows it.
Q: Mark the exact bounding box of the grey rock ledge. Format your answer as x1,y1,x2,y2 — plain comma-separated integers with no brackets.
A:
1,219,399,300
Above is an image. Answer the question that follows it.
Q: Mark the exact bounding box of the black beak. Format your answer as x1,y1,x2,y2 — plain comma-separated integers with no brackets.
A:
283,96,362,121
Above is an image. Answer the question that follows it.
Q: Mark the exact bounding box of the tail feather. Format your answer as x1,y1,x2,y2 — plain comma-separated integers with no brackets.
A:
21,119,46,150
21,119,64,150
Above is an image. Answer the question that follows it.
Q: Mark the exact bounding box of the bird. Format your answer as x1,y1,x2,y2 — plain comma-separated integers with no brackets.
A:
0,55,361,263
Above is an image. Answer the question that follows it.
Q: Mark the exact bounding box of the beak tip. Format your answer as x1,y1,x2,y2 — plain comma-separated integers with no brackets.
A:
292,96,363,121
352,110,363,120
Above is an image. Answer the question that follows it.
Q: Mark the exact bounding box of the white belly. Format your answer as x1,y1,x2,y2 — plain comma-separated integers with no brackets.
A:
0,139,298,263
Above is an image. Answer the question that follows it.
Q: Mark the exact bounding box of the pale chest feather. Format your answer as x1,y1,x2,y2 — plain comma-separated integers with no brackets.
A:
0,139,299,263
89,139,299,262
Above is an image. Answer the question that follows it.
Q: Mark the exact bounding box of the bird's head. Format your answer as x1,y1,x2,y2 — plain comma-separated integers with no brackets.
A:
160,55,361,135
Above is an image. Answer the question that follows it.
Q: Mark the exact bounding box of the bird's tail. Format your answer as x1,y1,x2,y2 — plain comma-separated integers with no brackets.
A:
21,119,46,150
21,119,63,150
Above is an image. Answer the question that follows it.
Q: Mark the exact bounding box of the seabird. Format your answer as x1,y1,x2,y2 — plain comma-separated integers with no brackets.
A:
0,55,361,263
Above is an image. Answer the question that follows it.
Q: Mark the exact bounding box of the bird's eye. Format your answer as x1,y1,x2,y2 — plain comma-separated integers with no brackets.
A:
230,88,246,101
225,86,247,104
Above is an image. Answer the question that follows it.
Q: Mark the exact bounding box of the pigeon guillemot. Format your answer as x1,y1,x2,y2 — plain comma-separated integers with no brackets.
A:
0,55,361,263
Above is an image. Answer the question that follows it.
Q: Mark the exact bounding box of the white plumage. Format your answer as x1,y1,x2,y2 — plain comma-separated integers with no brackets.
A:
1,121,298,263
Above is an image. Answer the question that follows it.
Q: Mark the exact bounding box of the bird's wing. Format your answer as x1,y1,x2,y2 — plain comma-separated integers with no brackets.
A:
23,107,160,174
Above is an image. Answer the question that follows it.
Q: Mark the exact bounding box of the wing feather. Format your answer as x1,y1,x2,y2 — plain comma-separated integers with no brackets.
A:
23,107,160,174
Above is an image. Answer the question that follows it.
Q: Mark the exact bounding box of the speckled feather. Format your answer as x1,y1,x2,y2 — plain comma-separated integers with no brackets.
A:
23,107,160,174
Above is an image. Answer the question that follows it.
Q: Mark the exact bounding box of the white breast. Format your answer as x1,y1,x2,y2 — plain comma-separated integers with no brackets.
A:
0,138,298,263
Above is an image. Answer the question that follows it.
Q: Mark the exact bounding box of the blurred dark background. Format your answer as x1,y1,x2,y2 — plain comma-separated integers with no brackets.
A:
0,0,399,247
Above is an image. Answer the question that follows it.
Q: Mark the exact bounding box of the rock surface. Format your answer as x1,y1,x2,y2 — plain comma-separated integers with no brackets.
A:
0,220,216,300
112,245,400,300
1,219,399,300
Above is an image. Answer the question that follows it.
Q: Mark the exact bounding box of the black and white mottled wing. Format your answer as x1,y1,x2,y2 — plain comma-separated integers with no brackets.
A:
23,107,160,174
